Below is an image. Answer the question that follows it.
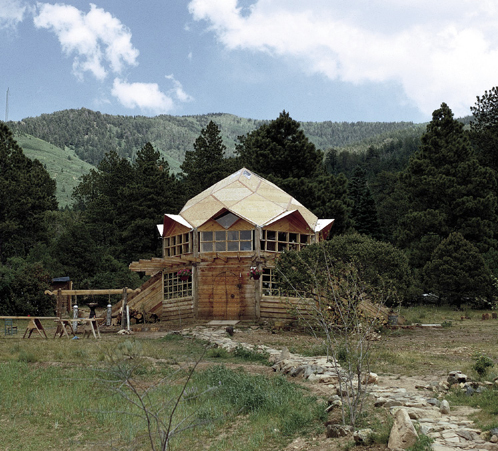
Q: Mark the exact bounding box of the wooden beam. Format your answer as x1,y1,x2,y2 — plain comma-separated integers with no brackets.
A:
44,289,141,296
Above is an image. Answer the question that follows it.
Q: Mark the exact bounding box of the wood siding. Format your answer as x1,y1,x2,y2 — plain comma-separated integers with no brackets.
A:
197,257,257,320
260,296,315,321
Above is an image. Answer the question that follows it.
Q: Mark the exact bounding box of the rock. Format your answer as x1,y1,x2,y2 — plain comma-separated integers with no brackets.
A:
374,397,388,407
289,366,305,378
388,408,418,450
325,423,353,438
465,385,475,396
447,371,467,385
354,428,373,445
491,435,498,443
490,428,498,437
364,372,379,385
327,399,342,410
440,400,450,414
279,346,290,361
426,398,440,407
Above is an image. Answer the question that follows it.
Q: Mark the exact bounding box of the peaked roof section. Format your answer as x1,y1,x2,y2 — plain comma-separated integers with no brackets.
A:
179,168,319,229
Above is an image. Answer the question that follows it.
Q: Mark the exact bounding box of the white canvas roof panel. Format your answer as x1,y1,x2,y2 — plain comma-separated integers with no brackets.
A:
164,214,193,230
176,168,326,230
315,219,335,232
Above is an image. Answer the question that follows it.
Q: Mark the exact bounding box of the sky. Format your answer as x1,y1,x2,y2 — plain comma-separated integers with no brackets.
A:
2,0,498,124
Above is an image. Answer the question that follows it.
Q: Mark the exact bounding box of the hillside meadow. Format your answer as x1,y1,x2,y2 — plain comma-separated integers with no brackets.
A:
1,306,497,450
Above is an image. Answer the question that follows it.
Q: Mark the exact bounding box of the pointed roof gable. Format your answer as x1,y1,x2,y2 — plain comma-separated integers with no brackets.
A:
179,168,319,229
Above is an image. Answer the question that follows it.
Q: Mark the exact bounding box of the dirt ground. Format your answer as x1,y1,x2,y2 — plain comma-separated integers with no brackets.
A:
136,317,498,450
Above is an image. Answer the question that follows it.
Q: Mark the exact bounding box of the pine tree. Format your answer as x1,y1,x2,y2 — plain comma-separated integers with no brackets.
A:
348,166,381,238
0,123,57,262
423,232,493,308
396,103,497,269
180,121,232,198
236,111,323,179
470,86,498,172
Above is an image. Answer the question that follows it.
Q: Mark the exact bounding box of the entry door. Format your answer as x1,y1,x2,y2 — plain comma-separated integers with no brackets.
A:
212,270,240,319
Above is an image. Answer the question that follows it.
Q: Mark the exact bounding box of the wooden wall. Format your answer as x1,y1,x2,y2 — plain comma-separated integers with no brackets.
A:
197,257,257,320
260,295,314,321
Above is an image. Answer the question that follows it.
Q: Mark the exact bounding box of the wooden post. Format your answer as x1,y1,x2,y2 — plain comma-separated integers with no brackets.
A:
56,288,63,318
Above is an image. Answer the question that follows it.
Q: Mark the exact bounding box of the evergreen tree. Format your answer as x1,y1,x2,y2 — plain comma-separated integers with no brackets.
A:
0,123,57,262
396,103,497,270
180,121,233,197
119,142,181,261
348,166,381,238
423,232,493,308
237,111,323,179
470,86,498,172
73,143,181,265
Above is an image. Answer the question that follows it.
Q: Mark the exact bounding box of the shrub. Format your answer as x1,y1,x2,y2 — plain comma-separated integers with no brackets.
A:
473,353,494,378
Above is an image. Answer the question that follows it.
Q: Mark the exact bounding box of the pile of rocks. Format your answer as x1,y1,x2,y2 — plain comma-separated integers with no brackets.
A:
177,326,498,450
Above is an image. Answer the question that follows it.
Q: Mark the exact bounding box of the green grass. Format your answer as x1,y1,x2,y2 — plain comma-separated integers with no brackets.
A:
0,334,326,450
446,387,498,431
15,133,96,208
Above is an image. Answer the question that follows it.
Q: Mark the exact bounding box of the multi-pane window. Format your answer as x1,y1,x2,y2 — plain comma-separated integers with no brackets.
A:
200,230,253,252
260,230,311,252
164,270,193,300
164,233,191,257
262,267,308,298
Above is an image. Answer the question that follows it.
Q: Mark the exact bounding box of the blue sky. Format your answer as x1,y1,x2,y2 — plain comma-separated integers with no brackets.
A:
2,0,498,123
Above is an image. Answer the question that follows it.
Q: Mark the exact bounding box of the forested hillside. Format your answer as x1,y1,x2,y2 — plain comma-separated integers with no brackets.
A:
8,108,416,166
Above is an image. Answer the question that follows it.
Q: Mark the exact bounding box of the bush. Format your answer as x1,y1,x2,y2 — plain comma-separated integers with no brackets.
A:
473,353,494,378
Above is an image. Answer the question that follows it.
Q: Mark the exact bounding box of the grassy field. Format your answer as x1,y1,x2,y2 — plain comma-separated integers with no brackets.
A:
15,134,95,208
1,307,497,450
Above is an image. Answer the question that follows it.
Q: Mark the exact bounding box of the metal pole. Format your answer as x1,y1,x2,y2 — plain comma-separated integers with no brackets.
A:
72,304,78,333
106,304,112,326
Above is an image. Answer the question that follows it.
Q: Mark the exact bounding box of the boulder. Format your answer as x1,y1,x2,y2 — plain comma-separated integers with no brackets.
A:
354,428,373,445
447,371,467,385
440,399,450,414
388,408,418,449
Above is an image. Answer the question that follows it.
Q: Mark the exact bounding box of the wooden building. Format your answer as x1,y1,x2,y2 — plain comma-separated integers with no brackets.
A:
129,168,334,323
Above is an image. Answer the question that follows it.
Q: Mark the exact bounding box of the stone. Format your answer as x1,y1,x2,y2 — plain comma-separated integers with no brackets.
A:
447,371,467,385
465,385,475,396
364,372,379,385
388,408,418,450
426,398,440,407
440,400,450,414
325,423,353,438
491,435,498,443
490,428,498,437
279,346,290,361
354,428,374,445
289,366,305,378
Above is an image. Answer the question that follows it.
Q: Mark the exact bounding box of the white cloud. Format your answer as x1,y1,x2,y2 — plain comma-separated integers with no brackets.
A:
165,74,193,103
112,79,174,113
33,3,139,80
188,0,498,116
111,76,193,113
0,0,26,29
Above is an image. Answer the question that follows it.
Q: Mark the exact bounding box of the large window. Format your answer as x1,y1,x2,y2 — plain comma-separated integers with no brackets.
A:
200,230,253,252
164,233,191,257
262,268,308,298
261,230,311,252
164,270,193,300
